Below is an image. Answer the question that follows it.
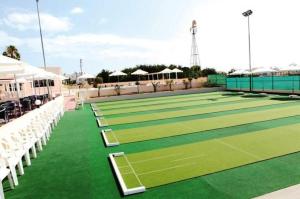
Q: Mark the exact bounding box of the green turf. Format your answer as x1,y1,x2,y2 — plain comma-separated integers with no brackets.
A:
116,123,300,188
96,92,222,108
106,103,300,144
5,103,300,199
105,99,289,125
97,92,225,111
108,101,298,130
98,95,257,115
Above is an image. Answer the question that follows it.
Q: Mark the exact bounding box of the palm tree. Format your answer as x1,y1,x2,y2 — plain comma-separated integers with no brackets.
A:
2,45,21,60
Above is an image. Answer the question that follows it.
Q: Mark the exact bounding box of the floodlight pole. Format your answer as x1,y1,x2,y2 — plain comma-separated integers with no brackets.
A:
36,0,50,99
243,10,253,92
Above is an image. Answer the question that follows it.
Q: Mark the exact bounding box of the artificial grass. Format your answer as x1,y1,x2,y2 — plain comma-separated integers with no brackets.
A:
104,99,289,125
97,91,222,109
4,103,300,199
98,95,248,115
115,123,300,188
108,101,298,130
106,103,300,144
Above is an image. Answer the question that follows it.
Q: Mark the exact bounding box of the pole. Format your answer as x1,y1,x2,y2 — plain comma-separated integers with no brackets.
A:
247,16,252,92
36,0,50,99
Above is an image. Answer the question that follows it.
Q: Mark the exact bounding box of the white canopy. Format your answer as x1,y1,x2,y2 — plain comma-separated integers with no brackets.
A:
229,69,251,75
77,73,95,80
0,55,24,75
251,68,278,74
131,69,148,75
109,71,127,76
159,68,173,74
172,68,183,73
278,65,300,72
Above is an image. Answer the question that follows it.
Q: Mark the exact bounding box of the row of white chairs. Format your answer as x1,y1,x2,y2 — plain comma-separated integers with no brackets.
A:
0,96,64,199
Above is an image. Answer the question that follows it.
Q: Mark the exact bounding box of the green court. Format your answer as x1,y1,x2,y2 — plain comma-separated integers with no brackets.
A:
93,91,300,196
114,123,300,188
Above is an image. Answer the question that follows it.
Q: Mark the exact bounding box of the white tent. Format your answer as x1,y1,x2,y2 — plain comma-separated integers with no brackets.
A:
278,65,300,72
131,69,148,81
0,55,25,101
159,68,173,79
0,55,24,75
251,68,278,74
229,69,251,75
131,69,148,75
172,68,183,79
109,71,127,82
77,73,95,80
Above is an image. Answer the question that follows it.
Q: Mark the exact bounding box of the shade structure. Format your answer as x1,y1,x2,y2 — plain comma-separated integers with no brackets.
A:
278,65,300,72
109,71,127,77
229,69,251,75
251,68,278,74
159,68,173,79
172,68,183,79
109,71,127,82
0,55,24,75
131,69,148,75
77,73,95,80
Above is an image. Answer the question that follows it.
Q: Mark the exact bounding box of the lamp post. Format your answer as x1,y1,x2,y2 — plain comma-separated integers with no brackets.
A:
242,9,253,92
36,0,50,99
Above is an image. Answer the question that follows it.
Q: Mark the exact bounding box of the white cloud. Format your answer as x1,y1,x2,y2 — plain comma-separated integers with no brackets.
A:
70,7,84,14
3,12,72,32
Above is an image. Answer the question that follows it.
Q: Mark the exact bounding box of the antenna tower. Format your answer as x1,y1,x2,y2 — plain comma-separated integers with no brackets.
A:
190,20,200,68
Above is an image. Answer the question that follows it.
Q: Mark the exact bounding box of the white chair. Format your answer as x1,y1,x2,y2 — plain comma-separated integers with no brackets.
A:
0,164,14,199
0,147,23,186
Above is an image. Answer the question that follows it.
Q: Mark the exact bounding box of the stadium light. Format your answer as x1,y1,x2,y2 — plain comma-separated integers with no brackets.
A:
242,9,253,91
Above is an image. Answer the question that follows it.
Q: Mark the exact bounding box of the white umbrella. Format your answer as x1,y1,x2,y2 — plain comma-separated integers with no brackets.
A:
172,68,183,79
251,68,278,74
131,69,148,81
77,73,95,80
159,68,173,79
109,71,127,82
131,69,148,75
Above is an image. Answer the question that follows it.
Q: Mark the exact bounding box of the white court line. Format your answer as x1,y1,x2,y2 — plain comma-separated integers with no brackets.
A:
215,139,262,160
123,154,144,186
130,153,182,164
171,154,207,162
106,129,119,143
137,162,198,176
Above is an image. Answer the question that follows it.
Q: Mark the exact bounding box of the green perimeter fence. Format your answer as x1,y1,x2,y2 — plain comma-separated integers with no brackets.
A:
226,76,300,92
207,74,226,86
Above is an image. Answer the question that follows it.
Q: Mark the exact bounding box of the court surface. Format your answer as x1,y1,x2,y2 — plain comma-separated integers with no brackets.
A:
94,91,300,195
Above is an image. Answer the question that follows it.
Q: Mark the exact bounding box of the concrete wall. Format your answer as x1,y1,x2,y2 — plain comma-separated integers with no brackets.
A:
78,78,207,99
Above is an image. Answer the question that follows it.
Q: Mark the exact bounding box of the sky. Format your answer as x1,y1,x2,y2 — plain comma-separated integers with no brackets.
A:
0,0,300,75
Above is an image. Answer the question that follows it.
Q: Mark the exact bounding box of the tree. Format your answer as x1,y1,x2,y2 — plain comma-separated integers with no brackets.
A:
114,84,121,96
201,68,217,77
93,77,103,97
188,77,193,88
97,70,110,83
165,79,174,91
2,45,21,60
151,82,160,92
182,79,189,89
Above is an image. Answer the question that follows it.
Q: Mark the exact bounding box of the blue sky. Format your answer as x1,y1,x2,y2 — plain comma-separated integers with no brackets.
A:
1,0,300,74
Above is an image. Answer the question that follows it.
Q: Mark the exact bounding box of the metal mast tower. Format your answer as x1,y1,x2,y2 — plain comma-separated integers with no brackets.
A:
190,20,200,68
80,59,83,75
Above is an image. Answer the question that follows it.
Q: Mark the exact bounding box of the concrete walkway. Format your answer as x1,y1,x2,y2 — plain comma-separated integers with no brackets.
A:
254,184,300,199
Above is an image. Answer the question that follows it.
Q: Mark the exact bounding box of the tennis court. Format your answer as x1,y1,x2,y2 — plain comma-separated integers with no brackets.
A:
93,91,300,196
